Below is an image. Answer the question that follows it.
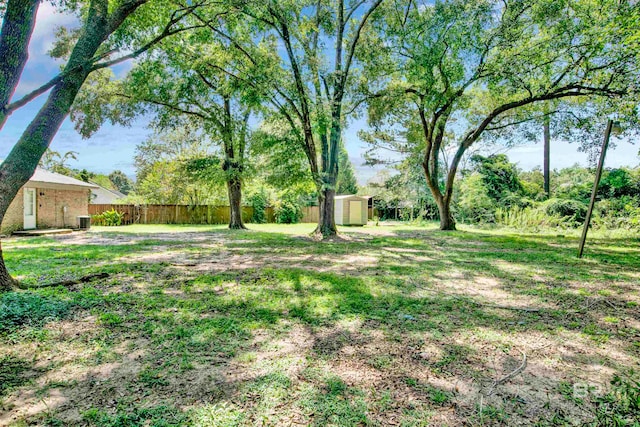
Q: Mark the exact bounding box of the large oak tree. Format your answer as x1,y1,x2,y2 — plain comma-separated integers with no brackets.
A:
363,0,638,230
72,19,260,228
222,0,384,236
0,0,206,289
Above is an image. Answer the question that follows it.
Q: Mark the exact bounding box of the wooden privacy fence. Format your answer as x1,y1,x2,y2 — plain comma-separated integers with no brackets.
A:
89,204,252,225
89,204,374,225
90,204,320,225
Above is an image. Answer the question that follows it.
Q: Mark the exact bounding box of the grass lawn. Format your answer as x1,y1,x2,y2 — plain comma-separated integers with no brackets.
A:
0,223,639,426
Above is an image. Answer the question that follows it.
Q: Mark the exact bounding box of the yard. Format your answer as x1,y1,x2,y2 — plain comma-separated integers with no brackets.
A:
0,224,639,426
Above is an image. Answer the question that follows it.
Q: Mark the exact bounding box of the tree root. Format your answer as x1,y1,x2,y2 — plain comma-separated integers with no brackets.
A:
25,272,110,289
486,349,527,396
228,223,248,230
0,275,18,293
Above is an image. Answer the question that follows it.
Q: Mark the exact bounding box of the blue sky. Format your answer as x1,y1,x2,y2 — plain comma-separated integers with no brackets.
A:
0,4,638,185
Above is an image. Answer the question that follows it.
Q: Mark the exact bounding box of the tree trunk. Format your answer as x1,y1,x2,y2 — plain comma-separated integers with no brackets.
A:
543,117,551,198
227,176,246,229
0,165,34,289
0,2,144,290
0,53,103,289
0,0,40,130
436,197,456,230
0,240,16,292
420,149,457,231
316,188,337,237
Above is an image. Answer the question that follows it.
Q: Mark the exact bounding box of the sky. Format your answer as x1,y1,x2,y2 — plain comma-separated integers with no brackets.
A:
1,4,638,185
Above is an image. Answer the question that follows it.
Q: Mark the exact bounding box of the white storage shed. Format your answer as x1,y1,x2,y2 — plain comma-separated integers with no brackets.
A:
334,195,368,226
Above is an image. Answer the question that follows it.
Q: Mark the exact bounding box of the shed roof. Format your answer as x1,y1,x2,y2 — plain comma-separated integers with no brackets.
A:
28,168,99,189
334,194,370,200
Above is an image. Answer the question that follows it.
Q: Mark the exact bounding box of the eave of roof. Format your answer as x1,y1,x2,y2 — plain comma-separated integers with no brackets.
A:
28,168,99,189
334,194,371,199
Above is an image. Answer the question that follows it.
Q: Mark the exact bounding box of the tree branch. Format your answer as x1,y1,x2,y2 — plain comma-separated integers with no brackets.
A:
115,92,209,120
342,0,384,83
0,0,40,129
2,4,202,119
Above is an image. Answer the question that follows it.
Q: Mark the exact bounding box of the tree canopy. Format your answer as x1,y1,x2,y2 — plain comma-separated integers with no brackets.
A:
362,0,639,229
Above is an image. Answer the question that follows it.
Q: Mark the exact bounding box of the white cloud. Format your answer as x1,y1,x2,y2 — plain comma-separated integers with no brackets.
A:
30,3,79,54
12,3,78,99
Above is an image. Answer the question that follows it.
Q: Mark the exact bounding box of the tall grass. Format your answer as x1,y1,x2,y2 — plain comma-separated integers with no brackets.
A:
496,204,640,233
495,206,569,230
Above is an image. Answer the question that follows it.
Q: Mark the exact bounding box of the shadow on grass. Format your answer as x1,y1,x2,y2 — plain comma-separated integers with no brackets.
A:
1,226,638,425
0,267,513,424
0,355,35,398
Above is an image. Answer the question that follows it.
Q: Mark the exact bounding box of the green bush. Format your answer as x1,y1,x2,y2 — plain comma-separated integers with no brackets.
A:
274,193,303,224
501,193,535,209
552,166,595,203
495,206,565,230
542,198,587,225
92,209,124,226
593,197,640,231
496,198,589,230
599,168,639,199
470,154,524,203
248,190,269,224
456,173,496,224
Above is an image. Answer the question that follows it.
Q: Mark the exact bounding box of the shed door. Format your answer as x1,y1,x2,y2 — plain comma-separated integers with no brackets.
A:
349,200,362,224
23,188,36,229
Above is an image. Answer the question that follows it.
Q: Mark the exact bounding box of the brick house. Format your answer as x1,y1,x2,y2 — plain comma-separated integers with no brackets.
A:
1,169,98,234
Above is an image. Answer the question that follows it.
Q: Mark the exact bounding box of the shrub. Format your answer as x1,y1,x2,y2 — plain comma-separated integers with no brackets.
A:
470,154,524,202
593,197,640,231
274,200,303,224
456,173,496,224
92,209,124,226
274,193,303,224
501,194,535,209
247,190,269,224
599,168,638,199
542,198,587,225
495,206,565,230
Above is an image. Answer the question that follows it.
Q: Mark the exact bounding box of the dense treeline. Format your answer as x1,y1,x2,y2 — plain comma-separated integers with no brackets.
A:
364,154,640,230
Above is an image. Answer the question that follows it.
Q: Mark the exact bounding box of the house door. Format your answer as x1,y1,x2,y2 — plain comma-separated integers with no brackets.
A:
349,200,362,224
23,188,36,229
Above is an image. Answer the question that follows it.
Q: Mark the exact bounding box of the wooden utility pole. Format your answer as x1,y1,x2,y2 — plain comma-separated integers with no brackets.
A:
543,117,551,198
578,119,614,258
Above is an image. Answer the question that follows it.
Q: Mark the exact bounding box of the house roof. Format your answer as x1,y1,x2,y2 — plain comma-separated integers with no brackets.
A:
91,185,126,204
335,195,372,200
28,168,99,189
